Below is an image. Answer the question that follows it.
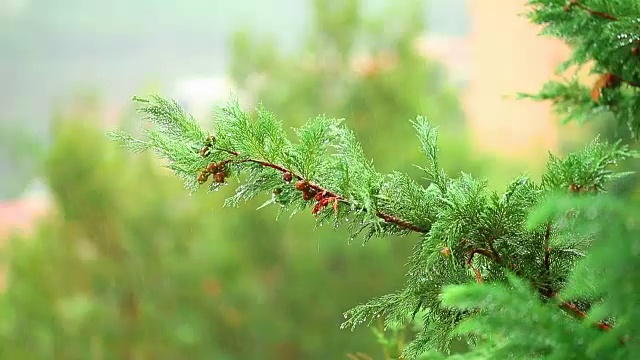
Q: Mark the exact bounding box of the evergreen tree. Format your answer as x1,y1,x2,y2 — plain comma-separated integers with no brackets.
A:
229,0,474,177
225,1,485,352
110,1,640,359
1,1,473,359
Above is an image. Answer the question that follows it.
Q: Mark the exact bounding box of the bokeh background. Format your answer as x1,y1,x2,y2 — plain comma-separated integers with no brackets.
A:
0,0,632,359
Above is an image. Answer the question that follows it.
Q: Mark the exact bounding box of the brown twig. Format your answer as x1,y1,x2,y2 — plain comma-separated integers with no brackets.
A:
542,289,628,344
591,74,640,101
559,301,613,332
563,1,640,90
550,293,628,344
467,250,487,283
213,148,429,234
564,0,617,21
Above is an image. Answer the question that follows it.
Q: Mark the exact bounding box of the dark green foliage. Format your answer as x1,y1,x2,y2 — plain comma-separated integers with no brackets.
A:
428,194,640,359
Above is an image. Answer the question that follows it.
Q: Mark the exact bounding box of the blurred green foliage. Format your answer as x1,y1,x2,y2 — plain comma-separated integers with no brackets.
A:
0,101,412,359
0,0,491,358
584,117,640,199
0,124,45,199
229,0,478,178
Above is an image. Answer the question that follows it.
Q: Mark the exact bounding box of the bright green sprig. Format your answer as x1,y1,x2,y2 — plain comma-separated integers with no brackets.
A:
523,0,640,137
109,93,638,358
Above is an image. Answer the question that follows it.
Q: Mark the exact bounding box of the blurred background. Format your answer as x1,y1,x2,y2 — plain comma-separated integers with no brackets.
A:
0,0,635,359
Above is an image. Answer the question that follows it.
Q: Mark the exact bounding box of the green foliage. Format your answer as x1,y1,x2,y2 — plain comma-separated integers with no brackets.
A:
0,123,46,199
104,1,640,359
541,136,636,190
4,1,476,358
228,0,473,178
220,1,488,354
2,103,414,360
520,0,640,138
427,194,640,359
111,97,434,241
110,93,638,358
1,110,225,359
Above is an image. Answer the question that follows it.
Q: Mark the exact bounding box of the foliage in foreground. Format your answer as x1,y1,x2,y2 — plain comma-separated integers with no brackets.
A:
108,0,640,358
109,94,638,358
2,1,481,358
0,104,422,360
521,0,640,139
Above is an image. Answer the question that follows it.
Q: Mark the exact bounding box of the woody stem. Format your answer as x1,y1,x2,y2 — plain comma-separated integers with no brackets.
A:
215,148,429,234
565,0,617,20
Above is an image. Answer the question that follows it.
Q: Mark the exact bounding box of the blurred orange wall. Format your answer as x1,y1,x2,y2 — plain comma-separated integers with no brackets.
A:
464,0,571,158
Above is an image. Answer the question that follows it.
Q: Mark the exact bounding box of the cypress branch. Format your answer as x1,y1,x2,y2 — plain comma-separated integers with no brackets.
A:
214,146,429,233
109,93,638,358
107,2,640,357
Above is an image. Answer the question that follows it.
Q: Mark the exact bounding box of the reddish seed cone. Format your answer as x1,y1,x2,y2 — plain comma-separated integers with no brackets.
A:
440,247,451,257
213,172,226,183
197,172,210,184
591,73,619,103
295,180,309,191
